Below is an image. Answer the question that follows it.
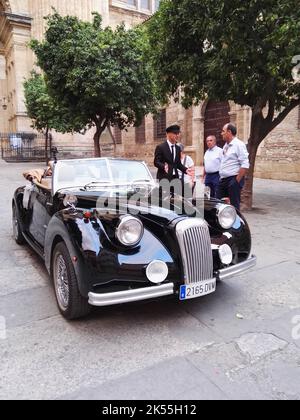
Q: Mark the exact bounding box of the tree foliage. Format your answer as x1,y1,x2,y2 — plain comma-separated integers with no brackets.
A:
24,71,78,133
30,12,159,156
148,0,300,208
24,71,82,161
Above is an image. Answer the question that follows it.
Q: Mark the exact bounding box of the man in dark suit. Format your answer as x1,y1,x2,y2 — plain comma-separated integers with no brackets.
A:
154,124,193,181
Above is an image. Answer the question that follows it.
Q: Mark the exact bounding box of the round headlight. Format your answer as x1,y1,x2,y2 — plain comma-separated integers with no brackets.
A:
116,216,144,246
218,244,233,265
146,260,169,284
217,204,237,229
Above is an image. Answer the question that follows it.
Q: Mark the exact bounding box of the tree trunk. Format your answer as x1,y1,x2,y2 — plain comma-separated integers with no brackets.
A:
49,132,53,154
93,130,101,157
45,127,49,164
241,141,259,211
93,119,109,157
240,108,267,211
240,99,300,210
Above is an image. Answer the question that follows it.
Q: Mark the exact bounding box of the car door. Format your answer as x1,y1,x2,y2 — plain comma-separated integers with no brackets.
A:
28,184,52,247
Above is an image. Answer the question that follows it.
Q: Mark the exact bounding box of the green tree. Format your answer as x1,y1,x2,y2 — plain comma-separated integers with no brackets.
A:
24,71,80,160
30,12,158,157
148,0,300,209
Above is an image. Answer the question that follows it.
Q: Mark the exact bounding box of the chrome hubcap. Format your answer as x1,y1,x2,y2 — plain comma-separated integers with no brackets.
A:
55,254,70,309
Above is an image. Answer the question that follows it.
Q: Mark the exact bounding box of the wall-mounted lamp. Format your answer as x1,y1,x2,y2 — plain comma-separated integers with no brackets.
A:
1,97,7,110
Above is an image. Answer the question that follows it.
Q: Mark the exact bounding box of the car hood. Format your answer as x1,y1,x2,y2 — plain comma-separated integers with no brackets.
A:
58,190,207,226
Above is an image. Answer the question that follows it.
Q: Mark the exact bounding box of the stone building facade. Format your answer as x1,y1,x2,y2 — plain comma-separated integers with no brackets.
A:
0,0,299,181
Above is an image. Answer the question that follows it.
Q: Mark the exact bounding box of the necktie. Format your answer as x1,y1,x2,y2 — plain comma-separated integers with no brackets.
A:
171,145,175,162
171,145,176,175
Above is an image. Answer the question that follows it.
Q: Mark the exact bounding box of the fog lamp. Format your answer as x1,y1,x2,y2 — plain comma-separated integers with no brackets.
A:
219,244,233,265
146,260,169,284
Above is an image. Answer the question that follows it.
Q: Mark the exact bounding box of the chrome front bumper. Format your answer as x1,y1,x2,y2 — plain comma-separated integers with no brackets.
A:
88,283,174,307
217,255,257,281
88,256,257,307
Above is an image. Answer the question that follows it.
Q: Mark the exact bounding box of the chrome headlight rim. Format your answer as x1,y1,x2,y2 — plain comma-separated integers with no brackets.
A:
116,215,144,247
217,204,237,230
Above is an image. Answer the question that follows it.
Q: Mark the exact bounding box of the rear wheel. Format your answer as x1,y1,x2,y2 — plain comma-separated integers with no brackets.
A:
52,242,91,320
12,204,25,245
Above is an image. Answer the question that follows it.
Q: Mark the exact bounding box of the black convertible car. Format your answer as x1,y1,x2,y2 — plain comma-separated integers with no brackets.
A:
13,158,256,319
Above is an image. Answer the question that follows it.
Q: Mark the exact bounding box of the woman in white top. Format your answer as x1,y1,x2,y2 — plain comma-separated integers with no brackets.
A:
178,143,196,199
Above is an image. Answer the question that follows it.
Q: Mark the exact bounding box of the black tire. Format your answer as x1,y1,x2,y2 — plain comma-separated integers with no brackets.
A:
12,203,25,245
52,242,91,320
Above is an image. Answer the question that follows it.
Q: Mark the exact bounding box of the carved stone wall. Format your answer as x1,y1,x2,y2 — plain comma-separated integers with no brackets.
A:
255,107,300,182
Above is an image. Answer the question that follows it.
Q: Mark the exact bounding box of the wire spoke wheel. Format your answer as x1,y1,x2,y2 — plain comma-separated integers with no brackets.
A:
54,254,70,310
52,243,90,320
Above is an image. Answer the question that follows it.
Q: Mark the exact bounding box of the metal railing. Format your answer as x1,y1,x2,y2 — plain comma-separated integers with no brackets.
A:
0,132,117,162
0,132,48,162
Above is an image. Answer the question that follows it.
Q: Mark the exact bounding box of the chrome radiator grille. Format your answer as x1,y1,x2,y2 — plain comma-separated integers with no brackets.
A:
176,219,213,285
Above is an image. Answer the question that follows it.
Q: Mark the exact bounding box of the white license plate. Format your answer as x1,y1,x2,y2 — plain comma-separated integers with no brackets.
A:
180,279,216,301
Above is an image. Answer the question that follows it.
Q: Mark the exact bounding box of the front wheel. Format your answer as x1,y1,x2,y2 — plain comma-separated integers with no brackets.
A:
12,204,25,245
52,242,91,320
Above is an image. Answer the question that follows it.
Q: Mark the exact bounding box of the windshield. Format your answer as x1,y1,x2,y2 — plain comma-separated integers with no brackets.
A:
108,160,152,184
53,158,154,194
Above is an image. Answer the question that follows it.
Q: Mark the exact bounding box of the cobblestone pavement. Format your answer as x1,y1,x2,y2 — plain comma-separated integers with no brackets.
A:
0,159,300,400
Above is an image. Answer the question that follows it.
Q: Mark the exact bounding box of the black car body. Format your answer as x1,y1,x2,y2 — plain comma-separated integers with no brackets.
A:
13,158,256,319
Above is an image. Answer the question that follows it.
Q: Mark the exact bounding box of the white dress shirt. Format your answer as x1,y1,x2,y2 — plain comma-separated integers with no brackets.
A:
204,146,223,174
219,137,250,179
179,155,194,184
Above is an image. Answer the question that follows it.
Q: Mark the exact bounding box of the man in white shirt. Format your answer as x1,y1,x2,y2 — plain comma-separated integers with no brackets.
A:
203,135,223,198
217,124,250,210
178,143,196,199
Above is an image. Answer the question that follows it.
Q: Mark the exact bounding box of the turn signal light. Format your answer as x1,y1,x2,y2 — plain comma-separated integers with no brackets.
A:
83,211,92,219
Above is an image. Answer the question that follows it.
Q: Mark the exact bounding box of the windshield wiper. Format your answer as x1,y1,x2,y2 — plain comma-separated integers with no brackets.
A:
57,186,85,192
131,179,152,183
84,182,112,190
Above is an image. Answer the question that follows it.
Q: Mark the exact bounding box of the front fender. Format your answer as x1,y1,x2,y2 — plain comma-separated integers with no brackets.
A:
44,212,93,297
12,187,26,224
45,210,177,297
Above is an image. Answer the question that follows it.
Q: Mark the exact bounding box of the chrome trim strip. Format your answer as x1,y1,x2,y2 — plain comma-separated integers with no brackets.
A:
217,256,257,281
88,283,174,307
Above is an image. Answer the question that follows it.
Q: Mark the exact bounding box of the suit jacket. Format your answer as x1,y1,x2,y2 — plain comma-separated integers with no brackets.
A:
154,141,188,181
